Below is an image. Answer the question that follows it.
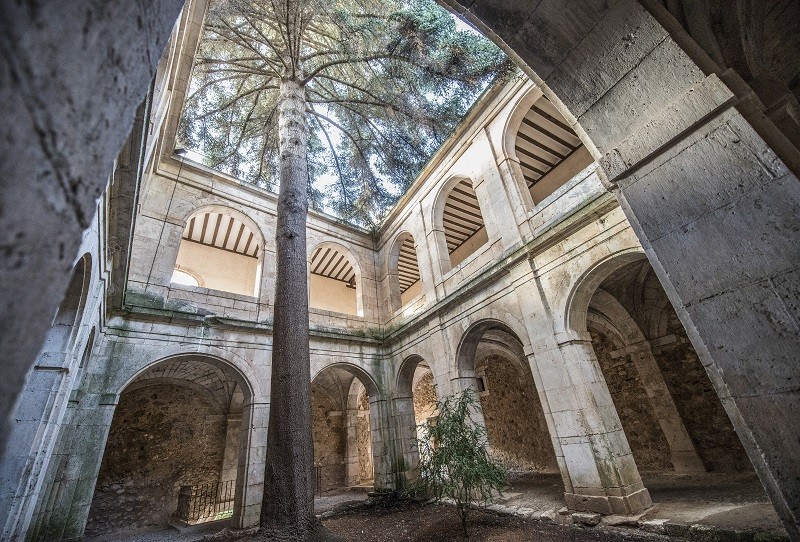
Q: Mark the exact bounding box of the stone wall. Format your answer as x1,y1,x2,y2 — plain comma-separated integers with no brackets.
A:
589,329,673,472
311,384,345,492
476,356,557,472
356,392,372,483
85,384,227,536
654,314,751,472
412,372,438,424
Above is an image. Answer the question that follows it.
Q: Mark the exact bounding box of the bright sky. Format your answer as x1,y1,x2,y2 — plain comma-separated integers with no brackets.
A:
309,11,482,218
183,10,490,222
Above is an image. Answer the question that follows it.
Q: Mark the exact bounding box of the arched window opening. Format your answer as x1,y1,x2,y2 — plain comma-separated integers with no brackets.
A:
311,366,375,493
39,254,91,368
309,245,359,315
442,179,487,268
173,210,261,297
397,237,421,306
407,359,438,450
388,233,423,312
513,95,593,205
171,269,200,287
86,357,251,535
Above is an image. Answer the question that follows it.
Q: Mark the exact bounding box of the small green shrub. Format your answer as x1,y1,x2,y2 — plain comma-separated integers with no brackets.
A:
415,389,506,536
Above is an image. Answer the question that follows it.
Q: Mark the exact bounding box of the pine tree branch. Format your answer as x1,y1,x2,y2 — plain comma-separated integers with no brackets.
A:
309,113,352,210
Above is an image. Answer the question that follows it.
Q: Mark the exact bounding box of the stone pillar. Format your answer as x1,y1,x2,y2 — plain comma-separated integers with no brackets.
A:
234,401,268,529
367,398,392,491
409,209,438,306
619,340,705,473
471,147,524,251
219,416,242,484
344,408,360,486
603,79,800,535
425,222,452,296
492,153,534,240
508,258,650,516
550,333,652,515
26,392,116,541
0,327,86,542
390,395,421,488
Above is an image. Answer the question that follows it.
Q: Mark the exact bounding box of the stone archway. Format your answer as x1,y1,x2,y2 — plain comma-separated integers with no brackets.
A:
387,232,424,312
85,355,255,537
393,355,440,485
310,363,385,492
582,259,754,478
455,322,559,472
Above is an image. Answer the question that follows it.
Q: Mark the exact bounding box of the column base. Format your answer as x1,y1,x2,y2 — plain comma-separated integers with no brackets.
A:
565,487,652,516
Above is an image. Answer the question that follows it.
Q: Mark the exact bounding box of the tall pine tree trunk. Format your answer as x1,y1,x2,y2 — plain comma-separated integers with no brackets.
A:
261,77,315,538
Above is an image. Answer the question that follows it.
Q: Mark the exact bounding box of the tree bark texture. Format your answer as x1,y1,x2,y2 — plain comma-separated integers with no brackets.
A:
261,78,315,537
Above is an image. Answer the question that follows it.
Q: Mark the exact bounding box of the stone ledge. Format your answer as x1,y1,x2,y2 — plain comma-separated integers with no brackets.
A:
483,501,789,542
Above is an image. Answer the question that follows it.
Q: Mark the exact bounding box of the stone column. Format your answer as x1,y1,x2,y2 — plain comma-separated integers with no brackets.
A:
509,259,650,516
0,314,89,542
471,143,525,252
367,398,392,491
424,222,452,297
390,395,420,488
344,408,360,486
26,392,116,541
550,332,652,515
219,416,242,485
0,368,71,540
234,401,268,529
618,340,705,473
603,77,800,535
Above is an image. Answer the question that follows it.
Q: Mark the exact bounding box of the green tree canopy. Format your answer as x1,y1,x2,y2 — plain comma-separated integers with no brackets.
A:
180,0,512,226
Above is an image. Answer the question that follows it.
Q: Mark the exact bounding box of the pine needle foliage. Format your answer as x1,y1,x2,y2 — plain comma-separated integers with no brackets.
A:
179,0,512,227
416,389,506,537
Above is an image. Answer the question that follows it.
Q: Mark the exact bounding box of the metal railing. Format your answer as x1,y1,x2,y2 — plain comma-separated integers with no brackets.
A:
175,480,235,524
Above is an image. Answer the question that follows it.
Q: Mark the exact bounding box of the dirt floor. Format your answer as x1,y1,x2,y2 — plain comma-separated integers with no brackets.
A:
84,471,789,542
322,502,667,542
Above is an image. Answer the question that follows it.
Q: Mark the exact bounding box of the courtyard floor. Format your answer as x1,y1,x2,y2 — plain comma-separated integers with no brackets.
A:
83,471,788,541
